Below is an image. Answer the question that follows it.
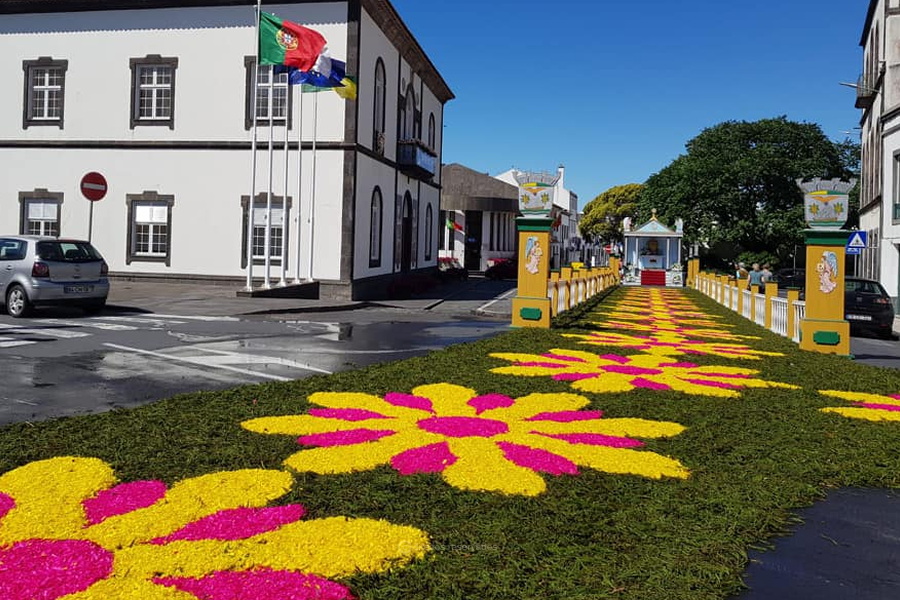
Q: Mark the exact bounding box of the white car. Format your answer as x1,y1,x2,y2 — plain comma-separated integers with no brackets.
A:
0,235,110,318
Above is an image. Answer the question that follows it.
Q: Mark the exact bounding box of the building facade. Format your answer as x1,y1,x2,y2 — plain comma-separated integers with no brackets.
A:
858,0,900,309
0,0,453,300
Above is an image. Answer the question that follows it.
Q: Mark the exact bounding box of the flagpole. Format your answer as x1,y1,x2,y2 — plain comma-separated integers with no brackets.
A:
264,64,275,289
293,85,304,284
245,0,261,291
279,75,289,287
307,90,318,282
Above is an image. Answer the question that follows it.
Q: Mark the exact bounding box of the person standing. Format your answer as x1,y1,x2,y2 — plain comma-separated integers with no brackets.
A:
748,263,764,287
761,264,773,283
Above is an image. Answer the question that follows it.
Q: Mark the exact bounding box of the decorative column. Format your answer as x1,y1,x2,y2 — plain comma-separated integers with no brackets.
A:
512,170,561,328
796,178,856,356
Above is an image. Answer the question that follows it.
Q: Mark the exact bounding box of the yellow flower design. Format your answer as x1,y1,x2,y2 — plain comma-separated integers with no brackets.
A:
597,311,731,329
0,457,429,599
490,349,798,398
598,319,759,341
563,331,784,360
242,384,689,497
819,390,900,422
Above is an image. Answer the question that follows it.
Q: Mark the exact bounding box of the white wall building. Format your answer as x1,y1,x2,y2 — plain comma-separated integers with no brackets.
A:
0,0,453,300
494,165,580,269
858,0,900,309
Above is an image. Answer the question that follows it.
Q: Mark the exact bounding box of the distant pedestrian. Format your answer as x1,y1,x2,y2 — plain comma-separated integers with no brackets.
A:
761,264,772,283
748,263,764,287
735,262,748,280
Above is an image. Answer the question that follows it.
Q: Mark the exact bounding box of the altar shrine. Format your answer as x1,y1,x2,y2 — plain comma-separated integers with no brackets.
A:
622,210,683,286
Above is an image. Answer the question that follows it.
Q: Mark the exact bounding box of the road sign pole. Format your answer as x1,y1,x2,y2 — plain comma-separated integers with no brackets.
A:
88,201,94,242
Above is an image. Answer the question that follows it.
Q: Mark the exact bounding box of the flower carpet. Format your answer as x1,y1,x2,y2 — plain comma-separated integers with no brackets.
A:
1,285,899,600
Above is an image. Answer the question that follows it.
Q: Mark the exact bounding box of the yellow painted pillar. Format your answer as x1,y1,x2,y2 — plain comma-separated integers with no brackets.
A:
787,289,800,340
763,282,778,329
512,217,554,327
799,230,851,355
727,277,737,310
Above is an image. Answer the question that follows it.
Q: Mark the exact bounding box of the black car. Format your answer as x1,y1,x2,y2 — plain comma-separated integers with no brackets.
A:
774,268,806,290
844,278,896,339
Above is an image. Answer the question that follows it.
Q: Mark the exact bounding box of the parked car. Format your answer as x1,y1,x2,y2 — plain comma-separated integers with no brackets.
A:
0,236,109,318
773,268,806,289
485,258,517,280
844,277,896,339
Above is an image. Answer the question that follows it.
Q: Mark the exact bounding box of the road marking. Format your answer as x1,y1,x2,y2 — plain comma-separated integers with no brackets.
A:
41,318,137,331
0,337,35,348
94,316,187,326
0,323,91,339
195,348,333,375
476,287,518,313
142,313,240,322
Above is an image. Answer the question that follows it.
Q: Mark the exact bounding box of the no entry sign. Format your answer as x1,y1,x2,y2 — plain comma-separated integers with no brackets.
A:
80,172,107,202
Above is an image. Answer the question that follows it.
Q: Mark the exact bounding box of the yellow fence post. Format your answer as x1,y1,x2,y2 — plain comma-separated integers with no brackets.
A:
749,284,759,322
549,271,560,317
763,282,778,330
512,217,554,328
786,289,800,340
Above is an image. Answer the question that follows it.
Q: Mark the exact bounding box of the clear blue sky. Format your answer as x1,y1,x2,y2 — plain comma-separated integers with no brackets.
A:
391,0,865,210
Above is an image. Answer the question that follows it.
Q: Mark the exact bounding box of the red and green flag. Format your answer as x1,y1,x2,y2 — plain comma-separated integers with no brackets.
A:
259,11,327,72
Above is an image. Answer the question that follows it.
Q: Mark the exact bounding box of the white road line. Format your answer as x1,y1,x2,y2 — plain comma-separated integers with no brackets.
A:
477,287,518,313
196,347,333,374
41,318,137,331
0,337,36,348
103,343,293,381
0,323,91,339
92,316,187,326
142,313,240,322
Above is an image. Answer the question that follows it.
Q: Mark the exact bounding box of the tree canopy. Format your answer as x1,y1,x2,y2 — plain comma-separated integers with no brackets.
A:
579,183,642,244
637,117,856,266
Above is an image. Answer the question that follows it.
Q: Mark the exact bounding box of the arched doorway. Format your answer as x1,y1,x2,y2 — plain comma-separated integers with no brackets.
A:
400,192,413,272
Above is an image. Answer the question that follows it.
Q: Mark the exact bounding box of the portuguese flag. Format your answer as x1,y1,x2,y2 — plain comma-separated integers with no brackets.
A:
259,12,327,72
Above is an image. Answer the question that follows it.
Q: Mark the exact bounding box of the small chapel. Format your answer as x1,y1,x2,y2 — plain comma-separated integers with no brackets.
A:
621,210,684,287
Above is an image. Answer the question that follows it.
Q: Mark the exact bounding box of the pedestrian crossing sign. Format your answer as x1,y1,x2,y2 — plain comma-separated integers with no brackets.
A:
846,231,867,255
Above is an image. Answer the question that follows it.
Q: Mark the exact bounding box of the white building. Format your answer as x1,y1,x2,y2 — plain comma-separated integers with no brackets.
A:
0,0,453,300
494,165,580,269
858,0,900,309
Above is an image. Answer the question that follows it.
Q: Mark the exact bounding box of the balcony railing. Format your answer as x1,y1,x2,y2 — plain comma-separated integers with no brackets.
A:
397,139,437,179
855,72,878,109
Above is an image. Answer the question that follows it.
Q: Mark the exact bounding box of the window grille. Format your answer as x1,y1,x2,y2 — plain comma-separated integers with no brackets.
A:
23,58,67,128
25,201,59,237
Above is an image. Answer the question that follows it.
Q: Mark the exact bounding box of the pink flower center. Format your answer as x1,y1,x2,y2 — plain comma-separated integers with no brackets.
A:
417,416,509,438
0,539,113,600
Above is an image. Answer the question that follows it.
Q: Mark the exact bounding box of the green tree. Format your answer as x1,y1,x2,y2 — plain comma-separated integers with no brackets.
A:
834,137,861,230
638,117,850,265
579,183,642,244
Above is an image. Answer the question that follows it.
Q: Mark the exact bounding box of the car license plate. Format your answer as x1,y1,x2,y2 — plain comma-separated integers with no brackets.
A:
846,314,872,321
64,285,93,294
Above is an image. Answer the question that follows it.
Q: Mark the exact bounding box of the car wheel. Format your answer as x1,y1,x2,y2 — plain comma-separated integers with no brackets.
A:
81,300,106,315
6,284,32,318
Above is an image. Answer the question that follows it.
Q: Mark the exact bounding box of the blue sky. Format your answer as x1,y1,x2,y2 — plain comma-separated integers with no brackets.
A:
391,0,865,210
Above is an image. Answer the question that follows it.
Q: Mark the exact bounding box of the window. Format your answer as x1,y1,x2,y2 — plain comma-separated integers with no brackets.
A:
400,84,416,141
130,55,178,129
240,194,291,267
23,58,67,129
439,209,447,250
424,204,433,261
428,113,435,150
369,187,383,267
894,152,900,222
373,59,386,154
18,189,62,237
126,192,174,265
244,58,291,129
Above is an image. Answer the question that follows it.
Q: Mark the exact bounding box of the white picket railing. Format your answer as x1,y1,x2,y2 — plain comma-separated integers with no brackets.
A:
770,297,788,337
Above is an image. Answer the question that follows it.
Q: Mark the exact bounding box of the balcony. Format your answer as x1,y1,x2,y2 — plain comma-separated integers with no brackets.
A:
397,139,437,179
855,72,879,110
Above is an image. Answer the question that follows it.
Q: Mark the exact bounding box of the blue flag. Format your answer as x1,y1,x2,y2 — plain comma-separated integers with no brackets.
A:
274,59,346,88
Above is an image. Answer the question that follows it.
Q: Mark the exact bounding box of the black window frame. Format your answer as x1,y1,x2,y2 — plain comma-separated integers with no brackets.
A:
126,191,175,266
18,188,63,237
129,55,178,130
243,57,293,130
369,187,383,267
373,58,386,154
240,193,293,268
22,57,68,129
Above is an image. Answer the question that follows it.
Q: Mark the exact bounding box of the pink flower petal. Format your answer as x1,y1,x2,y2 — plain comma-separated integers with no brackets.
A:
553,373,600,381
527,410,604,422
680,378,741,390
658,362,698,368
82,480,167,526
516,361,569,368
631,377,671,391
497,442,578,476
390,442,457,475
154,568,353,600
299,429,396,448
417,416,509,438
0,492,14,521
541,353,587,363
889,394,900,401
599,354,630,364
687,372,751,379
857,403,900,412
601,365,663,376
151,505,306,545
467,393,516,415
307,408,391,421
537,432,644,448
0,539,113,600
383,392,434,413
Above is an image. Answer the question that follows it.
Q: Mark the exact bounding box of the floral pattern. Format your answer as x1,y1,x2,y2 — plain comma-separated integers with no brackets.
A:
563,331,783,360
242,384,689,497
818,390,900,422
0,457,429,600
490,349,798,398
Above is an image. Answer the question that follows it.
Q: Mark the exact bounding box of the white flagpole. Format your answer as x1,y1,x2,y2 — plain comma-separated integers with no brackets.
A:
307,90,318,282
264,64,275,289
279,73,289,287
245,0,261,291
293,85,304,283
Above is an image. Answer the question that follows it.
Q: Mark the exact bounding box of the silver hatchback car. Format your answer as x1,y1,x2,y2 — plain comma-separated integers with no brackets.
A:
0,236,110,318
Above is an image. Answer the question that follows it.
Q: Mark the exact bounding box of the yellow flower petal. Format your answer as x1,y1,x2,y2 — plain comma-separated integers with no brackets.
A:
309,391,426,418
0,456,115,544
443,438,547,496
820,390,900,407
242,414,400,436
85,470,293,549
64,578,195,600
525,436,689,480
412,383,479,417
283,430,437,474
482,392,589,421
525,417,685,438
821,407,900,422
116,517,430,580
